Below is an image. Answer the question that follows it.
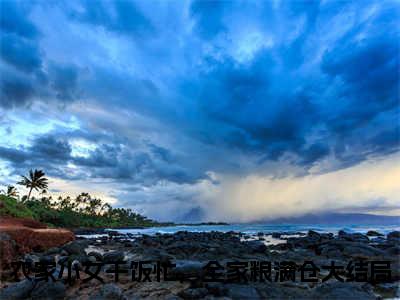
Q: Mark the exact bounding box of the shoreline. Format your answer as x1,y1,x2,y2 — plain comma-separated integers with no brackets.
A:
1,228,399,299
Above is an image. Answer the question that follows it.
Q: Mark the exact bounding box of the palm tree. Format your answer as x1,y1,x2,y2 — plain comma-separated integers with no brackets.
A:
17,169,49,201
0,185,19,198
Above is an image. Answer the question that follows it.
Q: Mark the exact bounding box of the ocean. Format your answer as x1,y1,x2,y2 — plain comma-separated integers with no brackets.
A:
112,223,400,236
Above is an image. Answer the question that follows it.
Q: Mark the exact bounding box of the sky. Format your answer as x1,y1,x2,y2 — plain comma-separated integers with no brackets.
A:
0,0,399,222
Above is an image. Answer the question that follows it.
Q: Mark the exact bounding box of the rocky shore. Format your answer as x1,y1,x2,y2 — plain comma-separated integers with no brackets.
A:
1,229,399,299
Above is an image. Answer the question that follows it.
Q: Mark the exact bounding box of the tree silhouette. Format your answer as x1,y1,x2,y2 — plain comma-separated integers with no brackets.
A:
17,169,49,201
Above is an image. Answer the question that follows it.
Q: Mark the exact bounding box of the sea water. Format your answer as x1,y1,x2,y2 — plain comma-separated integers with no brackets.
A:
113,223,400,236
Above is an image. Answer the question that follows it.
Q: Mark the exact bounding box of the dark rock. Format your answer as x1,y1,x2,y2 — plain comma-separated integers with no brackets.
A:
338,231,369,242
170,260,204,280
62,240,88,255
387,231,400,240
0,279,35,300
103,251,125,263
320,245,342,258
342,244,384,258
244,240,267,253
385,246,400,256
206,282,228,297
374,282,400,298
31,281,66,300
366,230,383,237
271,232,281,238
45,247,61,255
72,228,106,235
39,255,55,264
178,288,208,299
89,283,126,300
311,281,376,299
308,230,321,239
226,284,261,299
87,251,103,262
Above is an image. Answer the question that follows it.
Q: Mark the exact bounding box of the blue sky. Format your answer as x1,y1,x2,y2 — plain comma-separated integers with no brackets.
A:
0,0,399,222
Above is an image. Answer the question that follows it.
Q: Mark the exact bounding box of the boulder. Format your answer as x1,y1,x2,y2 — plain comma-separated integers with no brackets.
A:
62,240,88,255
244,240,267,253
271,232,281,239
366,230,384,237
385,246,400,256
342,244,385,258
311,281,376,299
308,230,321,239
387,231,400,240
103,250,125,263
0,280,35,299
89,283,126,300
225,284,261,299
206,282,228,297
338,231,369,243
178,288,208,299
30,281,66,300
170,260,204,280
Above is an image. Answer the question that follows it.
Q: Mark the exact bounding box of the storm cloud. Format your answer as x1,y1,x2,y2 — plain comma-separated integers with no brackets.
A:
0,0,398,221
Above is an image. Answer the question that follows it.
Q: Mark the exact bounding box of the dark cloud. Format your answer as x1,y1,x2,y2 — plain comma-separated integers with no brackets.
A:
190,0,227,39
0,131,206,185
48,63,79,101
0,1,39,39
31,135,72,161
0,146,29,163
0,33,42,73
71,0,154,37
0,73,35,108
0,0,398,197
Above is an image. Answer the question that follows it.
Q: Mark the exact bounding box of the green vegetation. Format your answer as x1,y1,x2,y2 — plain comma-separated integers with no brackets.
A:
0,169,168,228
0,194,34,219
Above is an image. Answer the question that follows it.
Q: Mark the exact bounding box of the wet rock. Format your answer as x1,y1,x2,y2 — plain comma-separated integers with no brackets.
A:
311,281,376,299
374,282,400,298
385,246,400,256
62,240,88,255
39,255,56,264
0,279,35,300
45,247,61,255
308,230,321,239
244,240,267,253
206,282,228,297
103,250,125,263
31,281,66,300
338,231,369,243
170,260,204,280
319,245,342,258
271,232,281,239
342,243,386,258
225,284,261,299
387,231,400,240
89,283,126,300
366,230,383,237
178,287,208,299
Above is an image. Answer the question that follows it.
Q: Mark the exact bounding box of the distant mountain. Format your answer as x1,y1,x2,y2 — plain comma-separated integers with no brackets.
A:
254,213,399,225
